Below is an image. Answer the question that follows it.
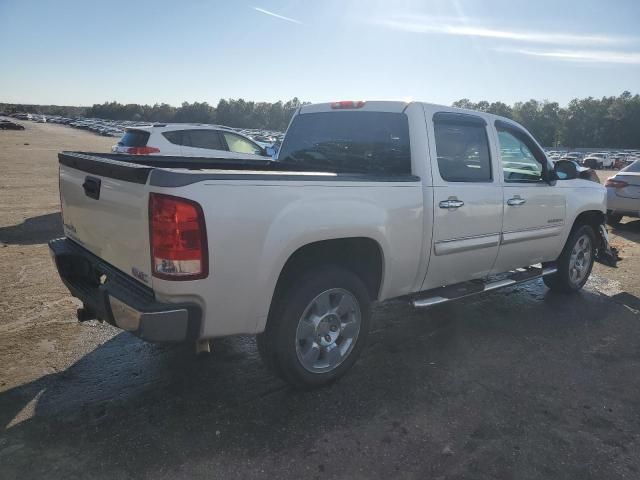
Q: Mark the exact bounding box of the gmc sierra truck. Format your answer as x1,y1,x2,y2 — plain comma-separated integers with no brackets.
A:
50,101,613,388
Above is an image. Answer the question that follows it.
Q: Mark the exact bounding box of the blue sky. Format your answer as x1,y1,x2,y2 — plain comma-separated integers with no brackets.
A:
1,0,639,106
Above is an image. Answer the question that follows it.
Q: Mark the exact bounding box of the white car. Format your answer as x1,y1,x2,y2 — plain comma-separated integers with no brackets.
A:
112,124,269,159
583,152,613,169
51,100,612,388
606,160,640,225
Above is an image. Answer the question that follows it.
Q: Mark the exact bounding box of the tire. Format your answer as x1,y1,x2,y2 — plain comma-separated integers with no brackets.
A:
606,213,622,226
543,224,596,293
257,266,371,389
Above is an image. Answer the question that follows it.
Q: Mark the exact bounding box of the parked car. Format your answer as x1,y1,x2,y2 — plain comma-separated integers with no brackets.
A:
112,124,269,159
0,119,25,130
605,159,640,225
50,100,613,388
560,152,584,163
583,152,614,169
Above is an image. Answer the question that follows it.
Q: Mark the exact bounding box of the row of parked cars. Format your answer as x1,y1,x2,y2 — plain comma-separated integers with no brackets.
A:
546,149,640,170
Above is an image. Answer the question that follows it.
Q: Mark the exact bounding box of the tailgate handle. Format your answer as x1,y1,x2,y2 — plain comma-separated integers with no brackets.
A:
82,176,101,200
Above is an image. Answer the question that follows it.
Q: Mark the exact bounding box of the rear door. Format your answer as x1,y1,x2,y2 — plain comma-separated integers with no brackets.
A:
491,121,566,273
421,109,503,290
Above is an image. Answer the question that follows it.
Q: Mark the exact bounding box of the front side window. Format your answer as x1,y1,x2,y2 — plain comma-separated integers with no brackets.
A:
222,133,263,155
433,118,492,182
184,130,224,150
497,129,544,183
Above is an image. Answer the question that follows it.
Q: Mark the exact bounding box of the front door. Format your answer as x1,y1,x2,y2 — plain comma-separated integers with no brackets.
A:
491,123,567,274
422,110,503,291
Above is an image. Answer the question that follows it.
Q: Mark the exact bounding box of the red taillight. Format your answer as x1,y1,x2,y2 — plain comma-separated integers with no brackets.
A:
149,193,208,280
331,100,365,109
605,178,628,189
127,146,160,155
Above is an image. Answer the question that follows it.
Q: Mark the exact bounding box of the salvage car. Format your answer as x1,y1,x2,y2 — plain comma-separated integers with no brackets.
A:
50,101,614,388
606,159,640,225
112,124,269,159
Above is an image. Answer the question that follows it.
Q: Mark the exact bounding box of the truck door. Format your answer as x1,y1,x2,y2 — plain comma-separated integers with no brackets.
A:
490,121,567,273
421,110,503,291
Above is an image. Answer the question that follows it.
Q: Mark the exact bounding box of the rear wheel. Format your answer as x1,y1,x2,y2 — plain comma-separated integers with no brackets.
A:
257,266,371,389
543,224,596,293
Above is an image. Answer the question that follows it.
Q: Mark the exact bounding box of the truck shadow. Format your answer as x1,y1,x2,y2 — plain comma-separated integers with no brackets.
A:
1,281,639,478
0,212,62,245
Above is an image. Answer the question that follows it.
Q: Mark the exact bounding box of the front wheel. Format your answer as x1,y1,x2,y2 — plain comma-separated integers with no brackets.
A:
544,224,596,293
257,266,371,389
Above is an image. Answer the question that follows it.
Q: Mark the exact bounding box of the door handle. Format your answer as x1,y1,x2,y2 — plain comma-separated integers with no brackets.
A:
439,199,464,209
507,196,526,206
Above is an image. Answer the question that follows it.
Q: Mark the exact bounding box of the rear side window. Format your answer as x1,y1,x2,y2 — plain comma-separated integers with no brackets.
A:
162,131,183,145
433,115,492,182
118,130,149,147
183,130,224,150
222,132,263,155
278,111,411,175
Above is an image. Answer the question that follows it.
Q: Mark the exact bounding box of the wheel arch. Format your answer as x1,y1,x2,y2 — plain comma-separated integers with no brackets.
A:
266,237,385,325
571,209,605,235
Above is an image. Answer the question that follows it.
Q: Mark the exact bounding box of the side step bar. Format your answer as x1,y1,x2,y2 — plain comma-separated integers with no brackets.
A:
412,264,557,308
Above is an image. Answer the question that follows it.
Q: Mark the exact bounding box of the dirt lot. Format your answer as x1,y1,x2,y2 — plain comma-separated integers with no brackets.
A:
1,122,639,479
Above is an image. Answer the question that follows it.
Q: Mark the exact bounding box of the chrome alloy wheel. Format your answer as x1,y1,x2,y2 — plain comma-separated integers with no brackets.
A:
568,233,592,286
295,288,361,373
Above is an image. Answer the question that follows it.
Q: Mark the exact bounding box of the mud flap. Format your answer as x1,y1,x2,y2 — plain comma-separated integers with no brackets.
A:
595,224,620,267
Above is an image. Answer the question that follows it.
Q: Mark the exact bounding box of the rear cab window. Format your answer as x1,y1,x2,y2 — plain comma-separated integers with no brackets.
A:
118,129,150,147
278,111,411,175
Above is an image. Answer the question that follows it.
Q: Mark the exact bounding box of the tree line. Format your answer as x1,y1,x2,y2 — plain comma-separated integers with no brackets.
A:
452,91,640,148
2,92,639,147
86,98,307,132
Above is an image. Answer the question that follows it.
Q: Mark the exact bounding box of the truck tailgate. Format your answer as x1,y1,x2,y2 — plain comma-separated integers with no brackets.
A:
59,157,153,286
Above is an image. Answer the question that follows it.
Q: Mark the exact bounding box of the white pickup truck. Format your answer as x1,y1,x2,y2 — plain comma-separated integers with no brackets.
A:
50,101,614,388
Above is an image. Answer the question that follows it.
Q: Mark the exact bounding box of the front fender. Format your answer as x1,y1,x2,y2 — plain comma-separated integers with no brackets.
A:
561,182,607,244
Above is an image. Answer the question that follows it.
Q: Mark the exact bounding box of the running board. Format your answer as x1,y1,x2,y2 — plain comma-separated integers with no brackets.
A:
412,264,557,308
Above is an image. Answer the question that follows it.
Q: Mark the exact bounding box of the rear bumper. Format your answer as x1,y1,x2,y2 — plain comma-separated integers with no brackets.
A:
49,238,202,342
607,189,640,217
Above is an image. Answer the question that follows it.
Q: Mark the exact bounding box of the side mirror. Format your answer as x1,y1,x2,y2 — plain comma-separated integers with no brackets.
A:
554,159,578,180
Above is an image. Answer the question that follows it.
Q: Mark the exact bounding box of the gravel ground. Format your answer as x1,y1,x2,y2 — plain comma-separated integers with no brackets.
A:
0,122,639,479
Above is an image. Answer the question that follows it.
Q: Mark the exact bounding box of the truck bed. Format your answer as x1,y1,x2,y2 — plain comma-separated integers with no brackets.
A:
59,152,420,187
